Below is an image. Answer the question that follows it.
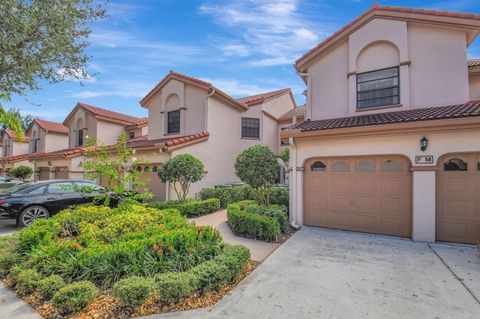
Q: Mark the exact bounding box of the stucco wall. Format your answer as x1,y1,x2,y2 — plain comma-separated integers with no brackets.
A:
45,133,69,152
408,23,469,108
28,123,46,153
171,96,243,199
145,80,207,139
469,74,480,100
12,141,29,156
262,114,280,154
261,93,296,119
306,18,471,121
240,104,263,150
67,108,97,148
96,120,126,145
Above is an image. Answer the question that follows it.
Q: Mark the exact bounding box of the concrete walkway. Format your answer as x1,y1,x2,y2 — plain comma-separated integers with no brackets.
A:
144,227,480,319
0,282,39,319
190,210,280,262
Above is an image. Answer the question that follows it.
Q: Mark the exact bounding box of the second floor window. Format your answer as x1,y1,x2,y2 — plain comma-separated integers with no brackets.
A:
129,131,135,139
77,129,84,146
32,139,39,152
357,66,399,109
167,110,180,134
241,117,260,138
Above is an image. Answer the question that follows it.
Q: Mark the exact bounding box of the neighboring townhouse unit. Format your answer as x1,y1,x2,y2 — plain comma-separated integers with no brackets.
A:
25,119,69,153
137,71,296,199
281,4,480,244
29,103,147,181
0,130,31,175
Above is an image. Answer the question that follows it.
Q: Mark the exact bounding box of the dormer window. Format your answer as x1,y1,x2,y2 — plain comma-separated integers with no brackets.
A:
357,66,399,109
167,110,180,134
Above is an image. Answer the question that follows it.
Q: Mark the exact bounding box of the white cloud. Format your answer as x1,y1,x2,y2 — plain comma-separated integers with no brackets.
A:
18,108,69,120
218,43,251,57
68,78,152,99
199,0,329,65
57,68,96,83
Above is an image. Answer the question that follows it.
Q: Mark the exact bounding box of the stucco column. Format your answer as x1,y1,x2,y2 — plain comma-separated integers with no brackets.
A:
295,168,304,226
412,169,436,242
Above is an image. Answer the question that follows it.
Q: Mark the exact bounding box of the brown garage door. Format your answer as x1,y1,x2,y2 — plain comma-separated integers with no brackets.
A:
304,156,412,237
54,167,69,179
436,153,480,244
136,164,166,201
38,167,50,180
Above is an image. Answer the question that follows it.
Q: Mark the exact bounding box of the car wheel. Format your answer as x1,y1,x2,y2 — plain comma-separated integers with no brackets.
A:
18,206,50,227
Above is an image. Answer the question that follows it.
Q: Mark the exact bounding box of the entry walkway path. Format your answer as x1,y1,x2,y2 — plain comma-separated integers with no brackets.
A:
189,209,280,262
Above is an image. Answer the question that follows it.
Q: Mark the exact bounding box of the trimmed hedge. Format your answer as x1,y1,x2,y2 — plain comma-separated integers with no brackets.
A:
16,269,42,294
199,185,289,208
37,275,66,300
227,201,288,241
112,276,156,307
52,280,99,314
155,272,198,304
148,198,221,217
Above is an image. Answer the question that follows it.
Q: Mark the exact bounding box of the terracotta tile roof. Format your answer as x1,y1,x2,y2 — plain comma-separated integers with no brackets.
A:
0,152,46,163
33,119,69,134
4,130,29,141
279,106,306,121
77,103,146,124
28,146,90,159
126,132,210,149
468,58,480,68
126,119,148,129
140,71,248,110
296,3,480,68
237,88,292,106
287,101,480,133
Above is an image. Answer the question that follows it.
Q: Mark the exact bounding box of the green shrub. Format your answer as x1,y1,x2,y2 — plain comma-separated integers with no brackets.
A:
268,187,289,208
246,204,289,233
14,204,223,288
190,260,230,292
0,236,22,276
16,269,43,294
112,276,156,307
155,272,198,304
199,185,288,208
7,264,24,285
148,198,220,217
52,281,99,314
37,275,66,300
213,245,250,281
227,202,285,241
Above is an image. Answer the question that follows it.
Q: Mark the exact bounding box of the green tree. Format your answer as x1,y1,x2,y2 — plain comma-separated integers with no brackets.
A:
81,133,152,205
0,0,107,136
157,154,205,201
7,165,33,180
235,145,280,205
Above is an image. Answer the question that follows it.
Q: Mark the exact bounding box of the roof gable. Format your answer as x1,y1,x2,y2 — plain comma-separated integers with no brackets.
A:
26,119,69,135
140,71,249,111
296,3,480,70
63,103,145,126
237,88,293,106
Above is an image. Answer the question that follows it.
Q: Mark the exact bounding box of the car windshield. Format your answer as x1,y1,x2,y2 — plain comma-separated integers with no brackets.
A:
1,182,37,194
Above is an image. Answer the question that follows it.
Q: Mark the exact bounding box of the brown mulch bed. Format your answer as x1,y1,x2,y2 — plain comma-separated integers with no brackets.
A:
278,226,298,244
4,260,259,319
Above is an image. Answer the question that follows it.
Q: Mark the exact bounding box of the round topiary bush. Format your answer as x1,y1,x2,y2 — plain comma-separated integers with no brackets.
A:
52,280,99,314
155,272,198,304
37,275,66,300
15,269,42,294
112,276,156,307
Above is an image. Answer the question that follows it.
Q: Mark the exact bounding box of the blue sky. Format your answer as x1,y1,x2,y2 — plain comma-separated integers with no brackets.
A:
8,0,480,122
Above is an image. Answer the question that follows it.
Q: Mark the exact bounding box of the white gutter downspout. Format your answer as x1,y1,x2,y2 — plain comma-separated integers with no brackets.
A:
289,136,300,229
296,70,312,120
205,88,215,131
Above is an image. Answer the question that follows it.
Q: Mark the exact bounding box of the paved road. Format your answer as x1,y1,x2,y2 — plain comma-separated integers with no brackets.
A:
144,227,480,319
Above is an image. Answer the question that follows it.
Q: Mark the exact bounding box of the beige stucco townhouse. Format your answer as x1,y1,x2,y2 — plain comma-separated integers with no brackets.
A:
28,102,147,181
0,130,31,176
135,71,297,200
281,4,480,244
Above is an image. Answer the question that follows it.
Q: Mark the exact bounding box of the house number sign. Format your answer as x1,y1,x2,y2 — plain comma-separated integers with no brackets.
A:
415,155,434,165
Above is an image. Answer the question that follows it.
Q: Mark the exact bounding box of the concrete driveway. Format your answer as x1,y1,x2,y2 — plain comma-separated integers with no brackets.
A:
146,227,480,319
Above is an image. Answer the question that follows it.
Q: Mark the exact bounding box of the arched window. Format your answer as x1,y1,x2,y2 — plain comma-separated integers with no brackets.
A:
136,165,142,172
75,118,84,146
143,166,150,172
444,158,468,171
152,165,158,172
332,160,350,172
356,160,375,172
311,161,326,172
382,159,403,172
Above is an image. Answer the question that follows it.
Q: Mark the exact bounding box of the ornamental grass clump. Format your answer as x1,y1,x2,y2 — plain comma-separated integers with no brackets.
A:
15,269,43,294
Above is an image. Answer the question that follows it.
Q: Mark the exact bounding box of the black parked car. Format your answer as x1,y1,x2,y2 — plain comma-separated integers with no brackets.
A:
0,180,109,227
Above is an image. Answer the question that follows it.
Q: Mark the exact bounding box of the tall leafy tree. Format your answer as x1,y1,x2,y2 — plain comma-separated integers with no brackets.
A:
0,0,107,136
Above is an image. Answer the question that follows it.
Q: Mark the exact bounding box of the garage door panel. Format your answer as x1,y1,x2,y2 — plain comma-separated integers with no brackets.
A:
437,153,480,244
304,156,411,238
